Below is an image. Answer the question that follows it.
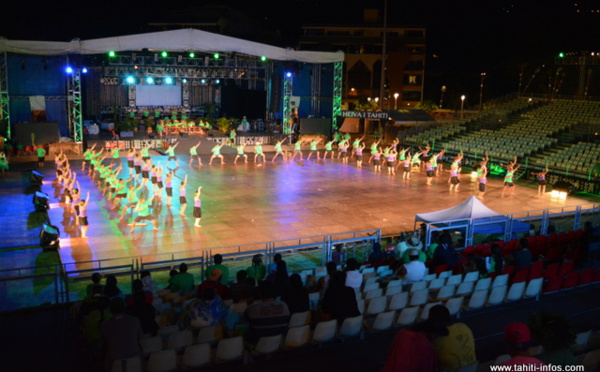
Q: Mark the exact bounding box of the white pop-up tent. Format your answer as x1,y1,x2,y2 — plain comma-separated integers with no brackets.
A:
415,196,530,246
0,28,344,63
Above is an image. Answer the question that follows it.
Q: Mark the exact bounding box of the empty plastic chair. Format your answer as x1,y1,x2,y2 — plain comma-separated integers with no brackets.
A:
288,311,311,328
364,288,383,300
428,278,446,290
506,282,526,302
387,279,403,288
147,349,177,372
524,277,543,299
491,274,509,288
445,296,464,317
463,271,479,283
284,325,311,348
254,334,283,355
111,356,142,372
312,319,337,343
362,279,379,291
410,281,427,292
467,290,487,310
356,299,365,315
487,285,507,306
409,288,429,307
308,292,320,309
423,274,437,282
196,326,223,345
474,277,491,291
140,336,162,357
388,292,409,312
438,270,453,279
366,295,387,316
167,329,193,352
215,336,244,361
573,330,593,354
437,285,456,301
157,325,179,343
385,285,402,298
339,315,363,339
376,265,390,274
362,267,375,275
182,343,211,369
396,306,419,326
446,274,462,286
368,310,395,331
456,281,475,297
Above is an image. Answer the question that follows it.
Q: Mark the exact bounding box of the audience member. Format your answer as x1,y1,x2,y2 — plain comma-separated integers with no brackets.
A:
182,287,228,329
500,322,545,367
166,269,178,290
368,241,386,264
321,271,360,323
127,279,152,305
100,298,143,372
281,273,309,314
125,292,159,336
528,312,577,367
317,261,337,299
197,268,231,300
486,243,504,276
331,244,345,266
427,305,476,372
269,260,291,298
267,253,285,274
86,272,104,296
425,232,440,259
382,319,445,372
513,238,533,272
244,281,290,346
169,262,194,292
205,254,230,285
344,258,363,289
81,285,105,317
140,270,158,300
103,275,124,299
397,249,427,285
246,254,267,281
83,296,111,351
229,270,256,303
432,231,460,268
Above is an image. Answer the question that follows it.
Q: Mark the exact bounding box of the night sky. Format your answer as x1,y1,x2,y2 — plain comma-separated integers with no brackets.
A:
1,0,598,104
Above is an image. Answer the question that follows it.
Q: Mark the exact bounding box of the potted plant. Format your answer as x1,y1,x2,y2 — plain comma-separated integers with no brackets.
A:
216,117,231,133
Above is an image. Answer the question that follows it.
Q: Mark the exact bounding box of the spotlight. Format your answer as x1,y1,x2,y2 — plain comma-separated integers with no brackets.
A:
182,78,187,83
82,67,88,74
213,53,220,59
40,223,60,250
30,170,44,186
33,191,50,211
215,79,220,84
146,77,154,84
286,72,292,78
108,51,116,58
164,77,173,84
261,56,267,62
189,52,195,58
201,79,206,84
161,51,168,58
126,76,135,84
65,66,74,74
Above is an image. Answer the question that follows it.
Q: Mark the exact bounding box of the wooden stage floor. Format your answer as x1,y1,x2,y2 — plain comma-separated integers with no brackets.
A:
31,150,595,269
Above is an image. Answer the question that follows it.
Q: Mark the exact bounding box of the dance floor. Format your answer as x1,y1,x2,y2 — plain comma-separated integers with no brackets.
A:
1,144,597,274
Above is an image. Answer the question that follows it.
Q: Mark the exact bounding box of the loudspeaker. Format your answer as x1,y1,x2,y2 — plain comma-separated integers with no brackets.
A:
30,170,43,186
40,223,60,249
180,132,189,138
33,191,50,211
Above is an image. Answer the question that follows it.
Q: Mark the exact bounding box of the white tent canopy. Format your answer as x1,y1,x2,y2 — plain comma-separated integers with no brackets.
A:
0,28,344,63
416,196,504,223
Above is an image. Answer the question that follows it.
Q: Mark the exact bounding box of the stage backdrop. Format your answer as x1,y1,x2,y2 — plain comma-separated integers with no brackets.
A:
300,118,331,139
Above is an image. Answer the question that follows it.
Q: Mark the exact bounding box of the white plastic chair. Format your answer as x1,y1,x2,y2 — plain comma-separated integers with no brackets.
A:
410,281,427,292
573,330,593,354
365,295,387,316
376,265,390,274
181,343,211,369
423,274,437,282
111,356,142,372
339,315,363,339
456,281,475,297
446,274,462,286
356,299,365,315
491,274,509,288
368,310,395,331
396,306,419,326
215,336,244,361
446,296,464,317
284,325,311,348
387,291,408,311
438,270,453,279
308,292,320,309
494,354,511,364
288,311,310,328
167,329,193,352
474,277,491,292
486,285,507,306
362,278,379,290
467,290,487,310
157,325,179,343
524,278,543,299
420,302,442,321
506,282,526,302
387,279,403,288
361,267,375,275
364,288,383,300
254,334,283,355
147,349,177,372
229,302,248,314
463,271,479,283
196,326,222,345
437,284,455,301
385,285,402,298
409,288,429,307
312,319,337,343
428,278,446,290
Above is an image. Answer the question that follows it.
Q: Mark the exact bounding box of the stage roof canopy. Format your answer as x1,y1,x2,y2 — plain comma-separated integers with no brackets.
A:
0,28,344,63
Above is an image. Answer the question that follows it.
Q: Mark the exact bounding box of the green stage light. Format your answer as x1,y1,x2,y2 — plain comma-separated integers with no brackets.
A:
189,52,195,58
558,52,565,58
161,51,168,58
108,51,116,58
213,53,220,59
260,56,267,62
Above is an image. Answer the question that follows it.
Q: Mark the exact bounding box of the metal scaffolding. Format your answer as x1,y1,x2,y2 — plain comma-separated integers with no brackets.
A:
282,72,293,135
332,61,343,131
0,52,10,138
67,69,83,143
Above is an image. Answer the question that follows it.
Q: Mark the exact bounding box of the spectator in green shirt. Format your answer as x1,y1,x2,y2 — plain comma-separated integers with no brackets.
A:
169,262,195,292
205,254,230,285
